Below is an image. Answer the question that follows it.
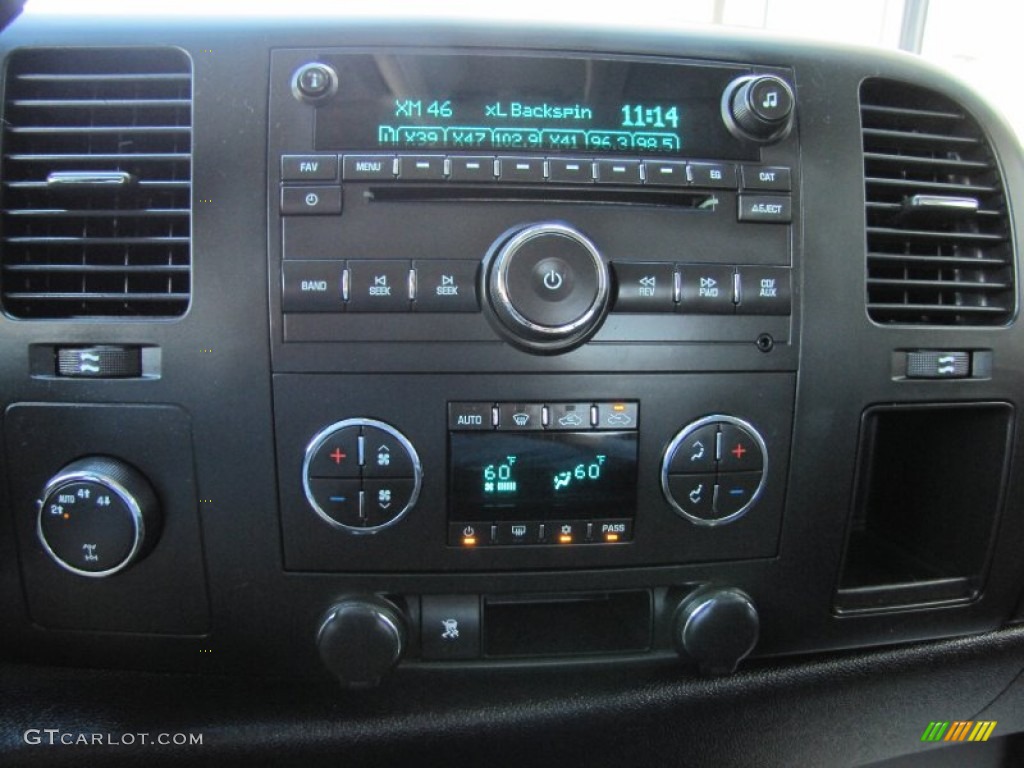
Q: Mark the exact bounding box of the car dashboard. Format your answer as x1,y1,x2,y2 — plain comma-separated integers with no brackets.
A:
2,6,1024,767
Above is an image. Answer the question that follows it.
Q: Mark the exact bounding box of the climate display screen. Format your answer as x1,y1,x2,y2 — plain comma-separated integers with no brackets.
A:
315,53,756,159
448,431,638,521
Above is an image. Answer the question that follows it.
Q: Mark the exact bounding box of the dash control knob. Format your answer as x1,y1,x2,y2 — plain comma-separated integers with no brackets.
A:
723,74,795,143
674,586,760,675
303,418,422,533
37,457,161,578
317,596,407,688
483,222,611,353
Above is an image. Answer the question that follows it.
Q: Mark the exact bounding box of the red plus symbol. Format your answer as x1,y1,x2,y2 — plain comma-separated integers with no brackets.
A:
731,443,747,459
330,447,347,465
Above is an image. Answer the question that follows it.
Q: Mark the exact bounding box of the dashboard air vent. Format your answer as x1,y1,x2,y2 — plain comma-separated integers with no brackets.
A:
861,78,1013,325
1,48,192,318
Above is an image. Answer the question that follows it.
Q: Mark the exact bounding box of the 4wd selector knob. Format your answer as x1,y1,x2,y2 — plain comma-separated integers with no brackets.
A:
484,222,610,353
37,457,161,578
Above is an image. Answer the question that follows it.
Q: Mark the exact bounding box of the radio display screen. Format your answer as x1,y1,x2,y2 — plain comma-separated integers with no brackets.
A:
448,431,638,521
315,53,758,159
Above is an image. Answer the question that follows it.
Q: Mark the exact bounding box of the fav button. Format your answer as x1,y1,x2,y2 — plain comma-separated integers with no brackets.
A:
282,154,338,181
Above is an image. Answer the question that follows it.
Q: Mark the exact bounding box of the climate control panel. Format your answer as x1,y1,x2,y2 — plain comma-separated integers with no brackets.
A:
303,419,422,532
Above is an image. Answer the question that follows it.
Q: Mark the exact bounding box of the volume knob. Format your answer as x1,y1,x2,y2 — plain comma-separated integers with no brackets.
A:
483,222,610,353
317,597,407,688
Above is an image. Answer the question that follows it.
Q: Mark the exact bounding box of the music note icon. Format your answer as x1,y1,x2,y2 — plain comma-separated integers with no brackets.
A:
762,91,779,109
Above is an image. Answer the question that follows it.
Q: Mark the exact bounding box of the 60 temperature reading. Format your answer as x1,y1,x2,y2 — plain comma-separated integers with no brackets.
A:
483,456,518,494
553,455,606,491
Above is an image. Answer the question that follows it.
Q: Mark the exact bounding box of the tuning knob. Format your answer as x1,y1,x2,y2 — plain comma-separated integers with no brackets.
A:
317,597,407,688
483,222,610,353
723,75,795,143
674,586,759,675
37,457,161,578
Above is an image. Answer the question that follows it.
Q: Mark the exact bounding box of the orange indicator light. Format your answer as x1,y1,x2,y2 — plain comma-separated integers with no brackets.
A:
605,533,620,543
63,513,70,520
613,403,626,412
558,534,573,544
462,537,477,547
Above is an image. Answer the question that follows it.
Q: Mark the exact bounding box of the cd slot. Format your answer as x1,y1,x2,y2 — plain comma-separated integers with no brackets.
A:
366,184,722,209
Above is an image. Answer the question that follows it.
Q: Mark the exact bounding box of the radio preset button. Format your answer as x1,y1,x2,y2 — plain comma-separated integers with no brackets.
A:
413,260,480,312
282,154,338,181
397,155,446,181
642,160,687,186
612,262,676,313
595,159,642,185
677,266,736,314
497,156,545,182
347,260,412,312
342,154,396,181
280,185,342,215
282,260,345,312
497,403,544,431
547,158,594,183
449,156,495,181
668,424,718,474
688,162,737,188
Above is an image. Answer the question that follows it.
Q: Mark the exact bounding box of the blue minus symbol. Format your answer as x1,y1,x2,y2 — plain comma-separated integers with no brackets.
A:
728,488,745,496
329,496,347,503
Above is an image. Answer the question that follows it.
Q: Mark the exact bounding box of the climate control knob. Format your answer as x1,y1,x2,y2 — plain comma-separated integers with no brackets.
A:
723,74,795,143
37,457,161,577
483,222,610,353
